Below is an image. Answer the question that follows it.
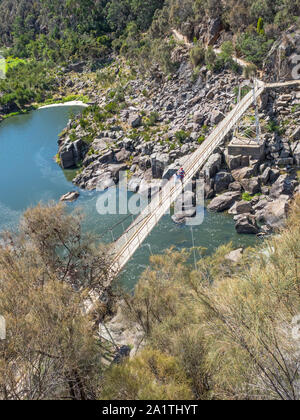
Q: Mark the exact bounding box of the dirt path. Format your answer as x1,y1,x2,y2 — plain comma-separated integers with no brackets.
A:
171,28,261,72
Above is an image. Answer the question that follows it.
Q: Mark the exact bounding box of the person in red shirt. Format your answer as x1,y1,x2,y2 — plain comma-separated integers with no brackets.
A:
178,168,185,184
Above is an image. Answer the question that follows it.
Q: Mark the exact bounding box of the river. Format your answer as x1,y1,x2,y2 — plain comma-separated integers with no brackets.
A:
0,106,258,290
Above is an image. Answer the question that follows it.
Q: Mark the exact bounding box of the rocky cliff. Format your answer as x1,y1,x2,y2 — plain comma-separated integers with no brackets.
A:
58,41,300,235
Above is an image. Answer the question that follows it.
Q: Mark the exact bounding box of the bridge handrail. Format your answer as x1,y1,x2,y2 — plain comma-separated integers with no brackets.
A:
111,83,265,273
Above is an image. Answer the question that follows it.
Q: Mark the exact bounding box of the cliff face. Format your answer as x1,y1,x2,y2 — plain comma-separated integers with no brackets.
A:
263,26,300,82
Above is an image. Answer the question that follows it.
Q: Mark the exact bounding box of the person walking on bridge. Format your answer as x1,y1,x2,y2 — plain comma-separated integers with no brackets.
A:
178,167,185,184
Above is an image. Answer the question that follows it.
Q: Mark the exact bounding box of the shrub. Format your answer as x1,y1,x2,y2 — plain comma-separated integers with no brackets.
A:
257,17,265,35
190,43,205,68
175,130,189,143
205,46,217,70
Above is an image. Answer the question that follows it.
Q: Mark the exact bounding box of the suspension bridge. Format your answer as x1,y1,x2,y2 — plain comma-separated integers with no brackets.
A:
103,78,299,277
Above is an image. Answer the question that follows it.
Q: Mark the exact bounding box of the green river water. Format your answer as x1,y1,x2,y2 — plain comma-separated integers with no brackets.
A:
0,106,258,290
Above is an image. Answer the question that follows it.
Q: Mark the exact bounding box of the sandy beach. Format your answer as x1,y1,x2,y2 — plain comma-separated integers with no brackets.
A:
39,101,89,109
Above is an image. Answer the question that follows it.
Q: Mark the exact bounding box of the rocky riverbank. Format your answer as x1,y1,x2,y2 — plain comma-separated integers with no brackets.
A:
57,38,300,235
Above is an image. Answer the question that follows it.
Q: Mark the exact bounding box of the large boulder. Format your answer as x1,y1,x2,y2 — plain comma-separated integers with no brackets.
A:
115,148,131,163
214,171,233,193
235,215,259,235
203,153,222,179
263,26,300,82
292,127,300,142
208,191,241,212
128,114,142,128
256,197,290,229
270,175,297,198
236,201,253,214
59,139,88,169
225,248,244,264
231,166,256,182
151,153,170,179
260,167,272,185
210,110,224,125
98,150,115,164
240,177,261,195
172,208,197,224
60,191,80,202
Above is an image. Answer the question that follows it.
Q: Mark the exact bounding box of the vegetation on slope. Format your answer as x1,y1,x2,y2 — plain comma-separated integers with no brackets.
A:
1,196,300,399
0,203,113,400
0,0,299,114
103,195,300,400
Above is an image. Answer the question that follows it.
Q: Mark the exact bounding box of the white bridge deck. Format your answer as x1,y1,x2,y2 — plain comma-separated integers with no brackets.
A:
110,79,300,275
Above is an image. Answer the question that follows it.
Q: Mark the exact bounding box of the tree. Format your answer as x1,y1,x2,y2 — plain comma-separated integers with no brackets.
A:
0,203,112,400
100,348,193,400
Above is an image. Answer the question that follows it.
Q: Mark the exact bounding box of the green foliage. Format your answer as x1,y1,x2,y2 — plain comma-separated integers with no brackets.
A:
175,130,189,144
104,101,119,114
120,196,300,400
100,348,193,400
144,111,160,127
266,119,284,134
236,32,275,67
257,17,265,35
0,60,56,111
243,63,258,79
205,46,217,70
190,43,205,68
242,192,262,201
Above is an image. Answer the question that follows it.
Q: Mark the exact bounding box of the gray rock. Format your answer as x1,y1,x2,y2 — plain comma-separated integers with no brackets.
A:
269,168,281,184
256,197,289,229
107,164,128,181
128,114,142,128
193,111,205,124
225,248,244,263
59,139,88,169
115,149,131,163
292,126,300,141
225,153,242,170
210,110,224,125
99,150,115,164
151,153,170,179
240,177,261,195
270,175,296,198
235,201,253,214
214,171,233,193
60,191,80,202
231,166,255,182
229,181,242,192
139,156,151,171
208,191,241,212
172,208,197,224
260,167,271,184
128,177,142,193
235,215,259,235
203,153,222,179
